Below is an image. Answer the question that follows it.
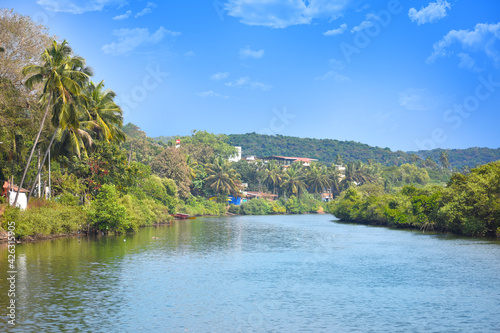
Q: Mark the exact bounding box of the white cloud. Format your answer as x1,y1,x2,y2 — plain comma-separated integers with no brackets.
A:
324,23,347,36
225,0,349,29
225,77,272,91
36,0,126,14
457,53,481,72
210,72,230,80
113,10,132,20
315,70,350,82
351,13,379,33
239,46,264,59
102,27,180,56
427,22,500,65
197,91,229,98
328,58,345,71
135,2,157,18
399,88,438,111
408,0,450,25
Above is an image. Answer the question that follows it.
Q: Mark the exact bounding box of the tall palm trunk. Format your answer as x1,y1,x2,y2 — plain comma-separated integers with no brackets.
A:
27,125,59,202
13,95,51,207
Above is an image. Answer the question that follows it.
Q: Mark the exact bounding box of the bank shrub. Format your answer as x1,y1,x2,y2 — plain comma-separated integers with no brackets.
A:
177,196,226,216
240,198,271,215
1,204,86,239
228,204,241,214
88,184,128,234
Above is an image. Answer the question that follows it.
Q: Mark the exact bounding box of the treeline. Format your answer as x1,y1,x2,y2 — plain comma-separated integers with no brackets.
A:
0,11,231,239
227,133,500,167
329,161,500,237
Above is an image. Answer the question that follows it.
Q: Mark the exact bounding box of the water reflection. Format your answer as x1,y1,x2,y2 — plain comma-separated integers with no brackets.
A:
1,215,500,332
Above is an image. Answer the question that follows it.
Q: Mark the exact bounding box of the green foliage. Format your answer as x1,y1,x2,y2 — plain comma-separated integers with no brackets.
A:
118,194,172,232
240,198,271,215
88,184,128,234
1,203,85,239
140,175,178,213
330,161,500,237
176,196,227,216
228,204,241,214
150,147,191,198
228,133,500,167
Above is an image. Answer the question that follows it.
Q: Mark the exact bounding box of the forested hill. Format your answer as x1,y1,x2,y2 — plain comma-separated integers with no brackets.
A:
227,133,407,165
227,133,500,167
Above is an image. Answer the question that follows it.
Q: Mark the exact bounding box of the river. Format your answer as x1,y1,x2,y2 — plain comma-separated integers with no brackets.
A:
1,214,500,332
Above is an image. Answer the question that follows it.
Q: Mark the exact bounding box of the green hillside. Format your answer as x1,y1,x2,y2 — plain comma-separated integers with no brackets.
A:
227,133,500,167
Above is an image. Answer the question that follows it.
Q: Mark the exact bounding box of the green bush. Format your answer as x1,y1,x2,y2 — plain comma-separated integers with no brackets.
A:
88,184,128,234
240,198,271,215
228,204,241,214
1,204,86,239
177,196,227,216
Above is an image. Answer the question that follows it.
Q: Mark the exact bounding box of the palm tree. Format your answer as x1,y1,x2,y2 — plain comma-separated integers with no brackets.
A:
263,160,282,195
341,161,377,189
328,164,342,198
305,162,331,196
15,40,90,206
186,154,198,180
281,165,306,198
204,156,241,199
83,80,124,143
439,151,451,170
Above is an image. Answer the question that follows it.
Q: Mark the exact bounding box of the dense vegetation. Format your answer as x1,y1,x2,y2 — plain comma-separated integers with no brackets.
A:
1,9,498,241
227,133,500,167
329,161,500,237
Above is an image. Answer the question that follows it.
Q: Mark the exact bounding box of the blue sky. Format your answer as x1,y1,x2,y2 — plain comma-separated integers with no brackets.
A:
4,0,500,152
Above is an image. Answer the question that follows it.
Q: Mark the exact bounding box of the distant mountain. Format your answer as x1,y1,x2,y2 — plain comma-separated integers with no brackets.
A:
227,133,500,167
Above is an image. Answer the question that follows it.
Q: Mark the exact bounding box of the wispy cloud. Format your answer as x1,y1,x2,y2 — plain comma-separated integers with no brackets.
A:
315,70,350,82
457,53,481,72
408,0,451,25
316,58,348,81
210,72,230,80
113,10,132,20
399,88,438,111
324,23,347,36
102,27,180,56
225,77,271,91
135,2,157,18
225,0,349,29
184,51,195,57
351,13,379,33
427,22,500,66
239,46,264,59
36,0,127,14
197,91,229,98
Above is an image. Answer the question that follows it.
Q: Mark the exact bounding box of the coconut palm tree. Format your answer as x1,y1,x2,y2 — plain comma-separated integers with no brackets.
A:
305,162,331,196
204,156,241,198
15,40,90,206
281,165,306,198
341,161,377,189
263,160,282,195
83,80,124,143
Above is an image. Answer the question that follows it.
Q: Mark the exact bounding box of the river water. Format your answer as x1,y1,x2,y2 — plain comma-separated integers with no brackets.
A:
1,214,499,332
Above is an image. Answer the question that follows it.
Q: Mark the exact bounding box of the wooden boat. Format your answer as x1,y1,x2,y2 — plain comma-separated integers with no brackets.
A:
171,213,190,220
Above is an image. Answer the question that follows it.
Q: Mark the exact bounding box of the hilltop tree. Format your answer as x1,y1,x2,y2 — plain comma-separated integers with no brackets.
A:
440,151,451,170
150,147,191,198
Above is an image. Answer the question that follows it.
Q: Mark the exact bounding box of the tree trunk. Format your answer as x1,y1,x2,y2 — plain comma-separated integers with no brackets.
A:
13,95,51,208
27,125,59,202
